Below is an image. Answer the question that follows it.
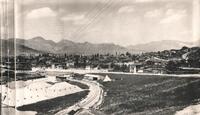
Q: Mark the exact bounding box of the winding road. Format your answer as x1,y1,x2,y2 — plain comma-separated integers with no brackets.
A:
55,79,104,115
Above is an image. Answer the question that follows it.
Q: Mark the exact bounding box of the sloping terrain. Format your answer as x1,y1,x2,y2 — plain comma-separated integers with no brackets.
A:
97,73,200,115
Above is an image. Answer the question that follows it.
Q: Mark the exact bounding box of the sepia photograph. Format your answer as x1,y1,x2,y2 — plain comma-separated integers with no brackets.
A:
1,0,200,115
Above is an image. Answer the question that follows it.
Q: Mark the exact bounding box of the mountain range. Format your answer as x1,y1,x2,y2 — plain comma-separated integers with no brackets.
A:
1,36,196,55
127,40,194,52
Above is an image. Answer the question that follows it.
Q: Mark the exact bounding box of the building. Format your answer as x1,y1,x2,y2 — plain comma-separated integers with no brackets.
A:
126,62,142,73
56,73,73,81
84,74,104,81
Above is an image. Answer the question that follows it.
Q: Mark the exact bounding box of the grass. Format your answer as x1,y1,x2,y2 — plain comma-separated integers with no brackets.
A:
17,90,89,115
67,81,89,89
96,73,200,115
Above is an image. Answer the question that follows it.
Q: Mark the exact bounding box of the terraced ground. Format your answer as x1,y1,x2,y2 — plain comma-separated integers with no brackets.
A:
97,73,200,115
17,90,89,115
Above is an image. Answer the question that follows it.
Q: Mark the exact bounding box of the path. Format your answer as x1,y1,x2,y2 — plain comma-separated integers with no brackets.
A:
55,79,104,115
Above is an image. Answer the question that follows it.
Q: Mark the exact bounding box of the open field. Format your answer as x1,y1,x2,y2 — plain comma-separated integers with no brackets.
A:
17,90,89,115
97,73,200,115
67,80,89,89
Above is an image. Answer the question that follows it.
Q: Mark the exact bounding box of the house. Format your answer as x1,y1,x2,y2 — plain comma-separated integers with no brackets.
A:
85,66,91,70
65,62,74,68
127,62,143,73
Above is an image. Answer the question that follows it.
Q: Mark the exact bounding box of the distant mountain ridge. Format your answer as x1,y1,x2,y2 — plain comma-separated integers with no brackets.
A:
1,37,196,55
127,40,194,52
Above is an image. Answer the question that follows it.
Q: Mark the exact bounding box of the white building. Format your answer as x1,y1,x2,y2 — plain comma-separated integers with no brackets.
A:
84,74,104,81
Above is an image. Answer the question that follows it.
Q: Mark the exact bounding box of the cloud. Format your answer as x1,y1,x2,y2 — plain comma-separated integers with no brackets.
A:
73,18,89,25
20,0,108,6
61,14,85,21
160,14,184,24
144,9,162,18
134,0,190,3
135,0,156,3
61,14,88,25
26,7,56,19
118,6,135,13
160,9,187,24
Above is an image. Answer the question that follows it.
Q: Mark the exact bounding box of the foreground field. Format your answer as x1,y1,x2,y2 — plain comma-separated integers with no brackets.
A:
97,73,200,115
17,90,89,115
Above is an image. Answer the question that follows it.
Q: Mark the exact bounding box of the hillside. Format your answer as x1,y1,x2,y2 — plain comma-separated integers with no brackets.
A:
58,42,127,54
24,37,57,53
1,39,42,56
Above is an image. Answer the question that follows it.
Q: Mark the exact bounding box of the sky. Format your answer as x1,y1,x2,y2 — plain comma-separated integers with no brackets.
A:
12,0,199,46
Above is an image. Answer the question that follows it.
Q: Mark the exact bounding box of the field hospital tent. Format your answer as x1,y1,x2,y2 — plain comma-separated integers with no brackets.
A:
103,75,111,82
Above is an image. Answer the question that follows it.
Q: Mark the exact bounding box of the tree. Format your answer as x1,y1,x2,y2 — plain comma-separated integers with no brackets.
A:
126,52,131,57
74,55,80,68
166,61,179,72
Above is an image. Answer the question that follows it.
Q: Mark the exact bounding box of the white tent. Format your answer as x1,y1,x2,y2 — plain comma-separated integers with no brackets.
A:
103,75,112,82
